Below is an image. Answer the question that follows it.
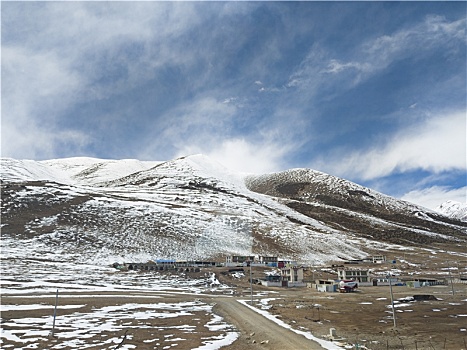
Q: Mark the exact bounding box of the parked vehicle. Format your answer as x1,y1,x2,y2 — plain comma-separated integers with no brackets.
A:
338,280,358,292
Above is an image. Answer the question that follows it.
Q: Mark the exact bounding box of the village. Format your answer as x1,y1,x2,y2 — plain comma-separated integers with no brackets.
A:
112,253,466,293
107,251,467,348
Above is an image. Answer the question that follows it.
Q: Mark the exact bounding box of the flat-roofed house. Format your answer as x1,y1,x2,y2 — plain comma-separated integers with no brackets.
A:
337,268,369,283
258,256,278,266
281,266,305,287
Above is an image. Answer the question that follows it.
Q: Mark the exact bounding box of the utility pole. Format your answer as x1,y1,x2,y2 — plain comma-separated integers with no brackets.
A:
388,275,397,329
448,265,455,296
250,260,253,305
51,288,59,337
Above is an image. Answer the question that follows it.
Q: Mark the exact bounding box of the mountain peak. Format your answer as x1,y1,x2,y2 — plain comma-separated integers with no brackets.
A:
435,200,467,221
2,156,466,265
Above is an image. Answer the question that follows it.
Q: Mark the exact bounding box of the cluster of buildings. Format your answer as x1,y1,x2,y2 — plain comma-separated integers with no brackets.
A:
115,254,450,292
225,254,448,292
225,255,308,287
113,259,219,272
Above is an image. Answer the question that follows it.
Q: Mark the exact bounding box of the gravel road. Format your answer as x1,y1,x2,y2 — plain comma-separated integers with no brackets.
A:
212,297,327,350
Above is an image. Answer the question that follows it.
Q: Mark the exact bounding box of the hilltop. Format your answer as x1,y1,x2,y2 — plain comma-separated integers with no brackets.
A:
1,155,466,265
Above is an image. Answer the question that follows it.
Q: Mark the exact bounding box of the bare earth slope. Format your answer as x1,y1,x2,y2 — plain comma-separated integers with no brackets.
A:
1,156,466,266
245,169,467,245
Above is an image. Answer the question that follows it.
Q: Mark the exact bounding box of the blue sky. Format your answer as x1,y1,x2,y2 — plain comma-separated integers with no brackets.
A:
2,2,466,209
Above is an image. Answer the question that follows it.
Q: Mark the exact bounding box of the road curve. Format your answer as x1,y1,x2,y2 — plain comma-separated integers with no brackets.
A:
212,297,328,350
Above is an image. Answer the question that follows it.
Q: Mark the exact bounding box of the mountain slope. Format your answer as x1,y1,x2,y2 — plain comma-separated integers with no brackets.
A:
1,156,466,266
246,169,467,244
435,200,467,222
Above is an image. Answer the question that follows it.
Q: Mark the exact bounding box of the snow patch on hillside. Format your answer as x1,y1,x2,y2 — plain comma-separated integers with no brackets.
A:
435,200,467,222
1,157,161,185
2,155,465,266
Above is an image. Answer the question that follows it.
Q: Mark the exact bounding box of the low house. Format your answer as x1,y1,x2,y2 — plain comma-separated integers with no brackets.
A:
403,277,446,286
406,280,421,288
309,279,339,292
337,268,369,283
258,256,278,266
281,266,306,287
317,284,338,292
363,255,387,264
372,277,400,286
343,259,364,265
371,255,387,263
260,274,282,287
278,260,296,268
225,255,255,266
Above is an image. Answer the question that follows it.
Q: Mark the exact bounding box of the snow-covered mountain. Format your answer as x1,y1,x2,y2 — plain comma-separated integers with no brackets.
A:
1,155,466,266
435,200,467,222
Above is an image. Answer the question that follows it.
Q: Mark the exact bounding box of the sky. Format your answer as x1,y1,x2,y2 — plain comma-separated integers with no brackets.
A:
1,1,466,210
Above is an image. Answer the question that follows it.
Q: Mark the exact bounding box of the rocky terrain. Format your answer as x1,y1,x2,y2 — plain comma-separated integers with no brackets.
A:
1,155,466,266
1,155,466,350
436,200,467,222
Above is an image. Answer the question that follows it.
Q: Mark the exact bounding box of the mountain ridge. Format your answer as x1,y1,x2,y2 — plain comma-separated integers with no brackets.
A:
1,156,466,265
436,200,467,222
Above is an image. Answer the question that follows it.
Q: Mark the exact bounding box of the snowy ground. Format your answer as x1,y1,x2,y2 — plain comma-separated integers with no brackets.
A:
0,258,342,350
0,247,239,350
1,247,345,350
1,298,238,350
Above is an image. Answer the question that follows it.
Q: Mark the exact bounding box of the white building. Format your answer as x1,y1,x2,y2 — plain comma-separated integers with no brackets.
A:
258,256,278,265
225,255,255,266
281,266,306,287
337,268,369,283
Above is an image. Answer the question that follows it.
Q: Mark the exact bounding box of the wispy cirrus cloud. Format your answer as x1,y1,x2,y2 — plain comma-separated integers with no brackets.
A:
1,2,212,159
2,0,465,207
401,186,466,210
364,15,466,58
323,60,371,74
288,15,466,91
1,46,89,159
312,110,466,181
137,94,301,174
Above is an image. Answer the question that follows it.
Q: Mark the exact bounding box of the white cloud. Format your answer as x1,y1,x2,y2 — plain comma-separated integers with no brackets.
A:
1,46,90,159
176,138,288,174
136,96,237,160
317,111,466,180
324,59,371,74
290,15,466,91
1,2,207,159
361,15,465,72
138,94,299,174
163,97,237,141
401,186,466,210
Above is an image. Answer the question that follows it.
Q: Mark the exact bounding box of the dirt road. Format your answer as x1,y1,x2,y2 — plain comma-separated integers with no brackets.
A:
1,292,331,350
212,297,328,350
